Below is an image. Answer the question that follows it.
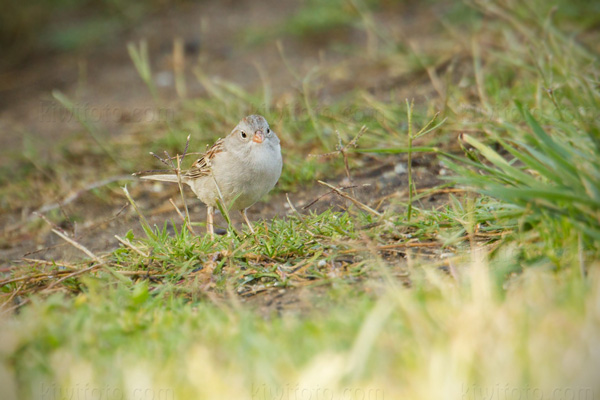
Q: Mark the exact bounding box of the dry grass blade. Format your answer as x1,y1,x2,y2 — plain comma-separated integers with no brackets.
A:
317,180,382,217
285,193,300,215
122,186,152,232
115,235,150,258
50,229,101,264
302,184,359,210
114,270,163,276
21,258,78,268
339,241,441,254
175,139,196,235
309,126,368,189
0,270,74,288
43,263,104,292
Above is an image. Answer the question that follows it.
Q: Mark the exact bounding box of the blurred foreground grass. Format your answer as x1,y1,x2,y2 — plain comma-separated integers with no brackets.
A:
3,257,598,399
1,0,600,398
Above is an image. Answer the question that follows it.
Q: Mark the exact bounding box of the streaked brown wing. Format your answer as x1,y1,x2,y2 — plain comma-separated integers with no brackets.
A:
184,138,225,179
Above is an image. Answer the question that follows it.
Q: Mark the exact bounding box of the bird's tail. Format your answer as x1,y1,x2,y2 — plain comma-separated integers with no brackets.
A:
139,174,184,183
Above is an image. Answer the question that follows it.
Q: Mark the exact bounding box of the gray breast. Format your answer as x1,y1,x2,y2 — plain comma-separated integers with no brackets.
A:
205,142,281,210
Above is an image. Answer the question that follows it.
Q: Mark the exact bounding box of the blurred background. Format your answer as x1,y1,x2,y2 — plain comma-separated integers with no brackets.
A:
1,0,389,163
1,0,597,158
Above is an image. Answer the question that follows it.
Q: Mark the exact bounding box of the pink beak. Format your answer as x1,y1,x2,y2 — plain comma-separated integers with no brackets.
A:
252,130,264,143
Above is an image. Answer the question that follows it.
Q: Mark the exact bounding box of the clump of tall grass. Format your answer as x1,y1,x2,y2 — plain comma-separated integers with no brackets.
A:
444,0,600,266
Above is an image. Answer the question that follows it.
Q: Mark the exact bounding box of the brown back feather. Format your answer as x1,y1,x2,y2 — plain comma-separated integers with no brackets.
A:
184,138,225,179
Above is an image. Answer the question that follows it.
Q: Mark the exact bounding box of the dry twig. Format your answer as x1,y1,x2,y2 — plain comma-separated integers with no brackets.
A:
114,235,150,258
309,126,367,192
317,180,382,217
302,184,359,210
51,229,101,264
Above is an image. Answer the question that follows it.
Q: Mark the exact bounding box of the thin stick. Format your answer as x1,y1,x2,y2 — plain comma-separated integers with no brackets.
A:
0,298,30,315
285,193,300,215
114,270,163,276
43,263,104,291
339,241,440,254
169,198,186,220
169,198,195,235
175,139,196,235
406,99,414,222
209,165,239,238
302,185,359,210
122,186,153,232
240,209,256,234
377,242,440,250
49,229,101,263
20,258,78,269
34,212,61,232
0,268,95,287
2,282,24,307
0,270,75,287
317,181,382,217
114,235,149,258
207,206,215,238
0,283,28,315
416,187,466,194
308,125,367,195
0,269,108,287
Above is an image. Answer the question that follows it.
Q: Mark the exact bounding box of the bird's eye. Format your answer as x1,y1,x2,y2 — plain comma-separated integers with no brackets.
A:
241,131,247,138
267,128,270,134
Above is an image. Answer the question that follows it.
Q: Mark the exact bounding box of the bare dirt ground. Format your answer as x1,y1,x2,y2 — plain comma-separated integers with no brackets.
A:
0,1,450,309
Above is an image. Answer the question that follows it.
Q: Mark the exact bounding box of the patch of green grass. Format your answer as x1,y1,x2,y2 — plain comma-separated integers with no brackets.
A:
439,0,600,265
108,207,376,295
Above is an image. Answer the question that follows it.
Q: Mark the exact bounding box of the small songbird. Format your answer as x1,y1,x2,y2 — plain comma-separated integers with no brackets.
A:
140,115,282,236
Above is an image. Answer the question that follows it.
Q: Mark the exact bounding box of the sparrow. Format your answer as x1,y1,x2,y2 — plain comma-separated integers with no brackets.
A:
140,115,282,236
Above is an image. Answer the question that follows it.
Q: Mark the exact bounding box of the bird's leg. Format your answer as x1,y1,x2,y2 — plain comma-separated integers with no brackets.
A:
207,206,215,238
240,208,255,234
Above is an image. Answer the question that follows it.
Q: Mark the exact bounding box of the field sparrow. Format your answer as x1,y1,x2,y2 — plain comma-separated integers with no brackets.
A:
140,115,282,236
